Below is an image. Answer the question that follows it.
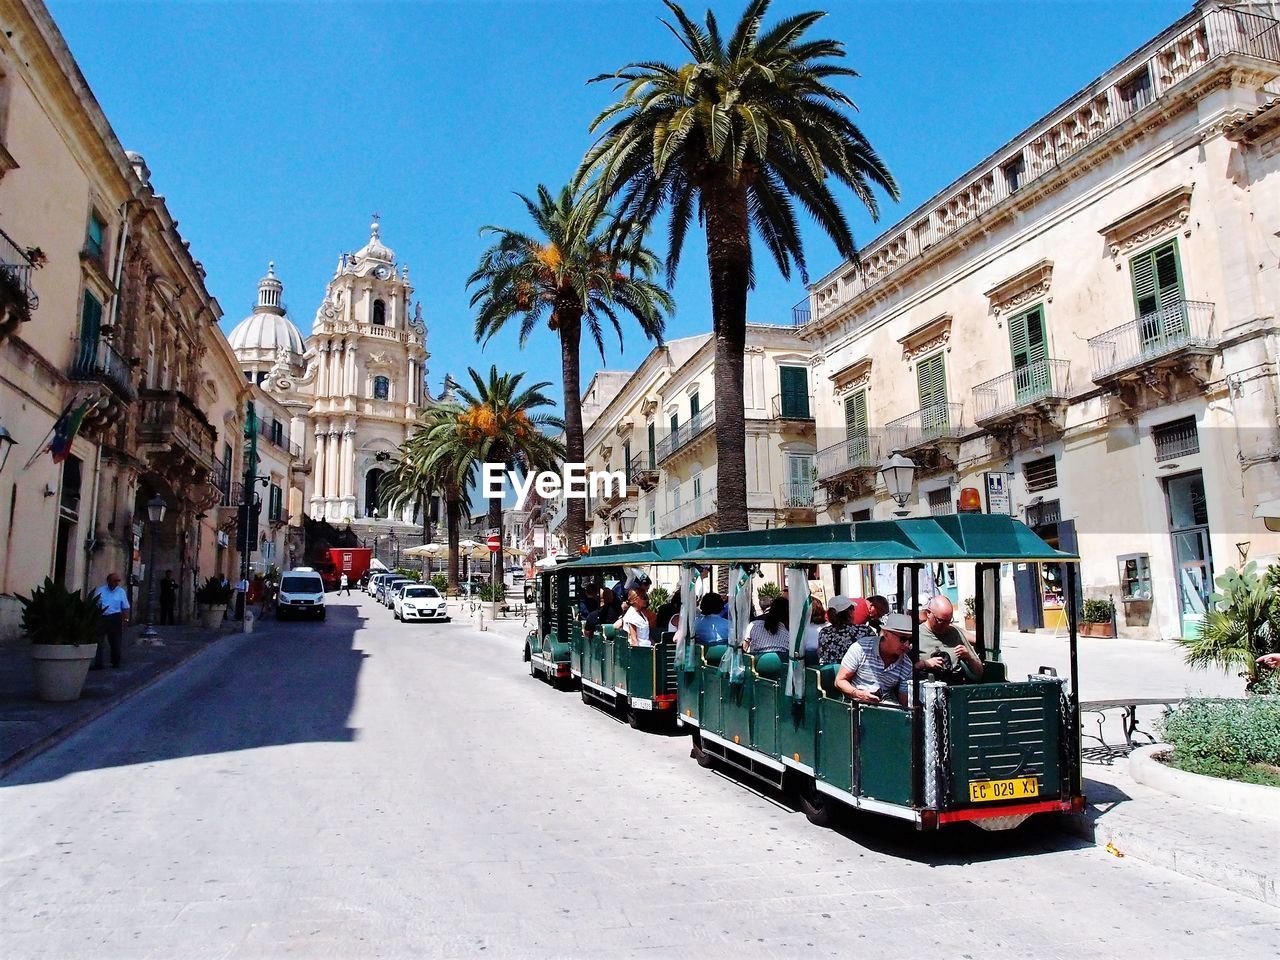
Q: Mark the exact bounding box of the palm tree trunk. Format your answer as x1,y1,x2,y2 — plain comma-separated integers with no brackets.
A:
559,310,587,554
704,178,751,534
487,495,503,592
446,488,461,591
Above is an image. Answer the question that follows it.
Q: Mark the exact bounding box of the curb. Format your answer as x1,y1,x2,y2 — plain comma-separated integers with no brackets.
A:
1129,743,1280,821
1056,790,1280,908
0,626,238,780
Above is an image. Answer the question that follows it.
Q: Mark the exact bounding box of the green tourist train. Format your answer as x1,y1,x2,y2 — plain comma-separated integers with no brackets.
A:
524,508,1085,832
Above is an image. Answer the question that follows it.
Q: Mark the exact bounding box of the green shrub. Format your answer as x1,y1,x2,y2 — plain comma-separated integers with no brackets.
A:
195,576,233,605
1167,755,1280,788
16,577,104,645
430,573,449,593
647,585,670,609
757,582,782,605
1158,696,1280,768
1180,561,1278,689
1082,598,1115,623
478,581,504,602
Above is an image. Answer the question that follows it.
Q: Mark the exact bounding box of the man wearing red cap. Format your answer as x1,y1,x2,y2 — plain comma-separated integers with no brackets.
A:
817,594,875,665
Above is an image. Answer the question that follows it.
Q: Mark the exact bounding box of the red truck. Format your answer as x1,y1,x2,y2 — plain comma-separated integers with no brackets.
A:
319,547,373,591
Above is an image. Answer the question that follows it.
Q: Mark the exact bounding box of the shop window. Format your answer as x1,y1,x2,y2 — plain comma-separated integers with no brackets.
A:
1023,455,1058,492
1153,416,1198,462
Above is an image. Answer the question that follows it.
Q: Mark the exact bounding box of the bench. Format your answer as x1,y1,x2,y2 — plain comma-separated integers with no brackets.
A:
1078,697,1182,754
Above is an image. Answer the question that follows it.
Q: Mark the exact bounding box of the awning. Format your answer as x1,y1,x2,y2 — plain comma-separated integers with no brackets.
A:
1254,499,1280,532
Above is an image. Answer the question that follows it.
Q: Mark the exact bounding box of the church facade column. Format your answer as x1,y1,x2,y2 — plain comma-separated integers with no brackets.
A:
311,423,326,511
326,429,341,505
315,342,330,401
346,341,358,398
341,425,358,518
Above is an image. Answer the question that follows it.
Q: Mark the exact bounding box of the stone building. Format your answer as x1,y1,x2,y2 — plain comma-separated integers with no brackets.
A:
0,0,239,634
798,0,1280,638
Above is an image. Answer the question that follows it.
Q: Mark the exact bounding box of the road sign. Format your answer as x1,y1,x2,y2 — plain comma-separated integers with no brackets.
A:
984,471,1014,516
487,533,500,552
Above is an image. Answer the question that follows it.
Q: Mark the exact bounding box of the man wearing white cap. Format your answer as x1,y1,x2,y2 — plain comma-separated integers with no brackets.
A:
834,612,914,707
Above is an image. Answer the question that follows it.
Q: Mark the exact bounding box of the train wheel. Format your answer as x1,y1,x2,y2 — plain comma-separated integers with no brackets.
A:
627,707,644,730
800,788,831,827
690,734,714,768
580,686,591,704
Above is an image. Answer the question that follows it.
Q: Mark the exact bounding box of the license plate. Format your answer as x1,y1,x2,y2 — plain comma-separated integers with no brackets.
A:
968,776,1039,803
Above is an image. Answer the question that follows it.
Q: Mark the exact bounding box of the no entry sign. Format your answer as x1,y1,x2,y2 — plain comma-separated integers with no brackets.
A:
487,534,500,552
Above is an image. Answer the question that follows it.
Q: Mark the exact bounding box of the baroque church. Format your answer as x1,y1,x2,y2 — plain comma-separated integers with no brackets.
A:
226,220,444,547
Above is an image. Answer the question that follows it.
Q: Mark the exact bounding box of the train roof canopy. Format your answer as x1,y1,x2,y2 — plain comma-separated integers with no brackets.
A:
679,514,1076,565
550,536,703,572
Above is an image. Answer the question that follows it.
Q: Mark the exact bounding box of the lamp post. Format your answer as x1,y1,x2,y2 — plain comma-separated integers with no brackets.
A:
0,422,16,473
141,493,167,640
879,451,917,517
617,509,637,542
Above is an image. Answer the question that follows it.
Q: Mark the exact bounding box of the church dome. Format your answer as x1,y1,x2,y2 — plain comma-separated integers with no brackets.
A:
228,262,306,358
354,220,395,263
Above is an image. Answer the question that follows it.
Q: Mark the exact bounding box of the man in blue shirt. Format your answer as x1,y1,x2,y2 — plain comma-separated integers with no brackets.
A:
92,572,131,669
693,592,730,644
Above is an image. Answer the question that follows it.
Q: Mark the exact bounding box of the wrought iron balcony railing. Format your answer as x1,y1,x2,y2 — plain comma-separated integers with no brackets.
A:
1087,299,1216,380
791,297,811,326
885,402,965,450
815,432,883,480
771,393,814,420
658,486,717,535
0,225,39,313
779,484,815,509
973,358,1071,422
628,451,658,486
69,336,136,400
654,401,716,463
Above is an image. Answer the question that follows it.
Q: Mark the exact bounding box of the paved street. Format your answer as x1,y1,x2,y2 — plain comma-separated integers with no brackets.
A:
1,593,1276,960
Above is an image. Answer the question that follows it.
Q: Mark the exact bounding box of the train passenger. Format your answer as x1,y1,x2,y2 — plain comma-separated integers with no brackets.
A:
578,582,601,620
622,589,653,646
834,612,914,707
917,596,984,681
656,591,681,636
584,590,621,637
866,595,890,629
745,598,790,655
694,593,731,644
817,596,874,666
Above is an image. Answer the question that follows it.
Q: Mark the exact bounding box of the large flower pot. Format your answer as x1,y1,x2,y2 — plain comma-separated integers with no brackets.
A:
1081,622,1116,638
30,643,99,702
199,605,225,630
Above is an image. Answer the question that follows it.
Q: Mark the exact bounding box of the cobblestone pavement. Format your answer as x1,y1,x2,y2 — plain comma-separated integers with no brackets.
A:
1,594,1276,960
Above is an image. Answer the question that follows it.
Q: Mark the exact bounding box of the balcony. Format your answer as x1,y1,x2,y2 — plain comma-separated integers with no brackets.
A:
1089,299,1216,380
0,226,40,334
815,432,883,504
655,401,715,464
628,451,659,491
70,336,136,400
137,389,217,496
791,297,811,326
977,358,1070,424
885,403,965,472
659,486,717,536
778,483,816,514
771,393,815,424
257,417,303,459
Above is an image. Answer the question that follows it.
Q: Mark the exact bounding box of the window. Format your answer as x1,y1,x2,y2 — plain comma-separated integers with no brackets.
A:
372,298,386,326
1130,240,1186,346
268,483,283,522
916,352,950,434
622,440,631,483
256,371,268,385
1153,416,1199,462
689,392,700,420
373,376,390,400
1002,154,1025,193
244,371,253,382
647,422,656,469
1009,304,1049,402
670,412,679,436
779,366,810,418
1117,67,1152,115
928,487,953,516
844,389,869,463
850,508,872,523
74,291,103,376
1023,455,1058,492
85,211,106,262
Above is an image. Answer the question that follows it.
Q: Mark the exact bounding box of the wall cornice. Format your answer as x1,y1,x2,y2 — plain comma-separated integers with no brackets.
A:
984,259,1054,317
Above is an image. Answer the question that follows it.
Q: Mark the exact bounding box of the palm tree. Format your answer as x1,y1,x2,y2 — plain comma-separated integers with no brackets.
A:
451,366,565,578
468,183,674,554
580,0,898,531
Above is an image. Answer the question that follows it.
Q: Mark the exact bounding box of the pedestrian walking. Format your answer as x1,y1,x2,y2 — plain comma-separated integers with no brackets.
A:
340,573,350,595
159,570,178,625
92,572,131,669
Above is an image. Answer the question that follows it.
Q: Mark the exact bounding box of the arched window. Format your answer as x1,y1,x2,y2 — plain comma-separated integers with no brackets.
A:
364,469,385,517
372,299,386,326
373,376,390,400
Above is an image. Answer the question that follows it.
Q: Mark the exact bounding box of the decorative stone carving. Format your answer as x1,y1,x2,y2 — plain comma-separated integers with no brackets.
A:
1098,185,1193,263
640,395,659,417
615,418,634,437
984,260,1054,319
897,313,952,363
829,356,873,397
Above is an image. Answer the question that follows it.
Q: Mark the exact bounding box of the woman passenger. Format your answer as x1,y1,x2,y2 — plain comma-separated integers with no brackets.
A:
622,589,652,646
746,598,790,655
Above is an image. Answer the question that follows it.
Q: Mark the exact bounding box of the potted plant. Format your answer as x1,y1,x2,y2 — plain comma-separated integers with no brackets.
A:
963,596,976,631
17,577,104,702
1179,562,1279,691
757,581,782,610
195,576,232,629
1081,598,1116,638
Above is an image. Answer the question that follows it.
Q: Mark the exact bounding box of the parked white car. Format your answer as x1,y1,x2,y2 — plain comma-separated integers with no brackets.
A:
394,584,450,622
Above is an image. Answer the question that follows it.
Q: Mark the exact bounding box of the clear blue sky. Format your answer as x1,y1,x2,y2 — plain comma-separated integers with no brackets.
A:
48,0,1189,412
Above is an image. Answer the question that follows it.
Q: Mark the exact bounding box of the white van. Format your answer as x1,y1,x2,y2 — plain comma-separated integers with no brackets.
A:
277,568,326,621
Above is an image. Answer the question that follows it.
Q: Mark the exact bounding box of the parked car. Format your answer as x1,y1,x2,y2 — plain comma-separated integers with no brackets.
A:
387,580,414,609
277,569,326,621
377,577,408,605
367,573,393,597
382,578,412,607
394,584,450,622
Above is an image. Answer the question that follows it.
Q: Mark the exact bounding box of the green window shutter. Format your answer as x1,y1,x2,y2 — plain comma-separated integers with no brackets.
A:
844,390,869,464
1009,306,1049,402
779,366,810,418
80,291,102,340
670,413,679,435
689,393,700,418
917,353,947,409
622,441,631,483
647,423,655,468
1130,240,1187,345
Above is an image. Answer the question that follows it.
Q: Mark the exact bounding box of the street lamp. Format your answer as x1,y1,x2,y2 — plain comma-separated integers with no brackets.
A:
879,451,917,516
0,422,16,473
617,509,637,541
142,493,167,640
